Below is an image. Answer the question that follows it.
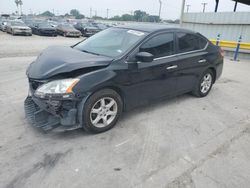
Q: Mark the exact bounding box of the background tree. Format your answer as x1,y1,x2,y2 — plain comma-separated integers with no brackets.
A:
109,10,160,23
134,10,147,21
121,14,134,21
39,11,55,17
70,9,80,17
70,9,85,19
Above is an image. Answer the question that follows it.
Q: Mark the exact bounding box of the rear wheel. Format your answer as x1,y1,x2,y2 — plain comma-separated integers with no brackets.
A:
82,89,123,133
192,69,214,97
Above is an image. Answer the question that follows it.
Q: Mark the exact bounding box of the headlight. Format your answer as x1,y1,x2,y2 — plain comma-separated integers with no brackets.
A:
35,78,80,96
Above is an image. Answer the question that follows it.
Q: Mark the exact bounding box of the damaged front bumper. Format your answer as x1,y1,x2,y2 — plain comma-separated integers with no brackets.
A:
24,95,81,131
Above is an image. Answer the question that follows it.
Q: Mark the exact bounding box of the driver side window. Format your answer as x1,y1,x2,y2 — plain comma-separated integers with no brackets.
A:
140,33,174,59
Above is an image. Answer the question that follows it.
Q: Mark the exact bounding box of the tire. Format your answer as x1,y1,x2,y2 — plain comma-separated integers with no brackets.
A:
192,69,214,97
82,89,123,133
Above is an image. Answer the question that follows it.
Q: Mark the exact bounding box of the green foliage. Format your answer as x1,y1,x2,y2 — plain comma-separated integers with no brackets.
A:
92,16,104,20
39,11,55,17
121,14,134,21
109,10,160,22
70,9,80,17
70,9,85,19
134,10,147,21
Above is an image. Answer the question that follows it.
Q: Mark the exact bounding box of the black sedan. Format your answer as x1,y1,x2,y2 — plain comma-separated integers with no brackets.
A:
32,22,57,36
25,25,223,133
74,22,100,37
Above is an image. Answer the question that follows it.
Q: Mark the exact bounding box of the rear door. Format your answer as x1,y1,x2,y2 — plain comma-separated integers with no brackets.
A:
174,32,209,93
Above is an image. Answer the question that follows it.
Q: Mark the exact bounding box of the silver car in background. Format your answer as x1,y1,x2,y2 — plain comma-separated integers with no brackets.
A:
0,19,7,32
6,21,32,36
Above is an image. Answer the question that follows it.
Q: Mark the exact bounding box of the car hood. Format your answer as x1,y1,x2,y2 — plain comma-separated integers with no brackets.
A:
39,26,56,30
27,46,113,80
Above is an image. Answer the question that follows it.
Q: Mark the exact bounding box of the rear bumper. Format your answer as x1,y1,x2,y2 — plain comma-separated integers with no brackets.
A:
65,33,81,37
13,30,32,35
39,30,57,36
24,96,80,131
215,58,224,81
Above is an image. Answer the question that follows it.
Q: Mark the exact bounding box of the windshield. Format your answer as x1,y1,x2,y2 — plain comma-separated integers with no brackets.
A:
61,24,74,29
39,23,51,27
74,28,147,58
11,21,26,26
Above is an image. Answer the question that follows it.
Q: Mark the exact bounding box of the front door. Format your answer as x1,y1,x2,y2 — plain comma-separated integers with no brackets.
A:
125,32,179,108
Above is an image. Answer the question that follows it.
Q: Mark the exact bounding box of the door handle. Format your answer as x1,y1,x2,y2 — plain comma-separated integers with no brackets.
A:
166,65,178,70
198,59,207,63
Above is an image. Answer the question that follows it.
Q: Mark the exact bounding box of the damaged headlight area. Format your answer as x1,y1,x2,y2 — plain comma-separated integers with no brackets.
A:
25,78,81,131
35,78,80,98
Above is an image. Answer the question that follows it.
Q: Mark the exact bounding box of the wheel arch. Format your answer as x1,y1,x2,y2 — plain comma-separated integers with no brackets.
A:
208,67,216,83
90,86,125,111
77,86,124,132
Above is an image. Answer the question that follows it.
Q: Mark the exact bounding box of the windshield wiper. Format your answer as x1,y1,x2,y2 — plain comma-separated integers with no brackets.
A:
81,50,100,56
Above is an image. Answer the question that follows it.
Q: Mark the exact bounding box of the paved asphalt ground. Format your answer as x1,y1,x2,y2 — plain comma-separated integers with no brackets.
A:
0,31,250,188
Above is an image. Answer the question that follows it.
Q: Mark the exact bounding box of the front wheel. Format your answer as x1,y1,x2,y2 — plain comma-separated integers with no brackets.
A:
192,69,214,97
82,89,123,133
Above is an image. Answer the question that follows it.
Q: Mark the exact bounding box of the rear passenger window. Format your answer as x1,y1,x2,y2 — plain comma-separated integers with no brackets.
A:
177,33,207,53
140,33,174,59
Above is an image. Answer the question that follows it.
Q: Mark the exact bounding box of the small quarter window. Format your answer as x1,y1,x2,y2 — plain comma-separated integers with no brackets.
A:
140,33,174,59
177,33,207,53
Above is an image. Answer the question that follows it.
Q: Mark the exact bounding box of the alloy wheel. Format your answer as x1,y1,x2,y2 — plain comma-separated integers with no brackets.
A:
90,97,118,128
200,73,212,94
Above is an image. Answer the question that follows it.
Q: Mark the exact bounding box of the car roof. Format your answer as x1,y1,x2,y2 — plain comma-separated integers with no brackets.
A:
115,24,195,34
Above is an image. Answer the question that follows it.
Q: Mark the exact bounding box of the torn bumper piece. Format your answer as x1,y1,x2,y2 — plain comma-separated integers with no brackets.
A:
24,96,79,131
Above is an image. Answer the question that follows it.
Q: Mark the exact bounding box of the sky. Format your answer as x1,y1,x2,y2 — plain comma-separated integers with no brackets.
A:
0,0,250,20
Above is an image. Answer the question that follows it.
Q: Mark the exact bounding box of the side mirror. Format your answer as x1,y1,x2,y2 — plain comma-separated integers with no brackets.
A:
136,52,154,63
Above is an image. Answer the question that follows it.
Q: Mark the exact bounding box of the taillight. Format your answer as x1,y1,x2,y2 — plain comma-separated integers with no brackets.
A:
219,47,224,58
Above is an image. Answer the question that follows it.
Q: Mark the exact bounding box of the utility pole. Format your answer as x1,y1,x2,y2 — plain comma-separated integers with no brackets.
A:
234,1,238,12
90,7,92,18
95,10,97,17
19,0,23,15
202,2,207,13
106,8,109,19
158,0,162,20
15,0,20,16
215,0,219,12
180,0,185,26
186,5,191,13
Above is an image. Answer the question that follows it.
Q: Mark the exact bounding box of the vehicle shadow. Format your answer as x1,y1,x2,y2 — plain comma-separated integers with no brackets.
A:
47,93,194,139
120,93,193,121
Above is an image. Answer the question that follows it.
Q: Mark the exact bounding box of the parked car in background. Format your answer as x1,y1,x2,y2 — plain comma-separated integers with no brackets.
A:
0,19,8,32
47,20,59,28
6,21,32,36
93,23,109,31
74,22,99,37
23,19,36,28
25,25,224,133
32,22,57,36
57,24,81,37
